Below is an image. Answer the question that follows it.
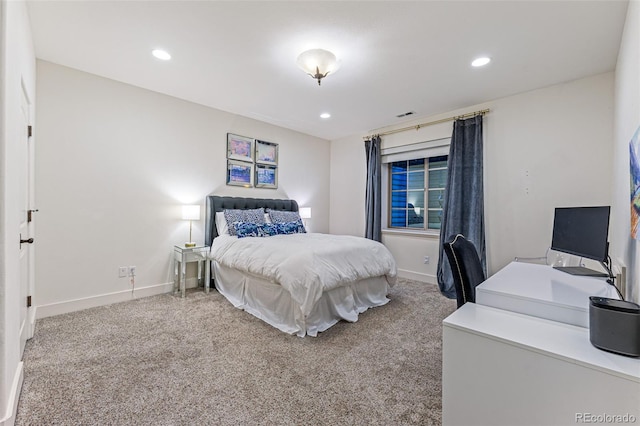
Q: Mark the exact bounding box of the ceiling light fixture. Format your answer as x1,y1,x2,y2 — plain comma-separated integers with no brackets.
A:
152,49,171,61
296,49,339,86
320,113,331,119
471,57,491,67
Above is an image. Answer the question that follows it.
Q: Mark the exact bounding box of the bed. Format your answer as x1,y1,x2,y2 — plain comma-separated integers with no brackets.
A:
205,195,397,337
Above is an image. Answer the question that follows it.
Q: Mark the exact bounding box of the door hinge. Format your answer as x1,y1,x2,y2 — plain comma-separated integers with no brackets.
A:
27,296,32,308
27,209,39,223
28,125,33,138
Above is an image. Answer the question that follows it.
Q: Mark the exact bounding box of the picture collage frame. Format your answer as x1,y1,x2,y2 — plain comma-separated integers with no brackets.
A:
226,133,278,188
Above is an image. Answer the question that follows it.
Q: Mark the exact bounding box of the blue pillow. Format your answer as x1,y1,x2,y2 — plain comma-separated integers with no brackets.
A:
260,223,279,237
275,220,306,235
224,208,265,236
234,222,282,238
268,210,302,224
234,222,262,238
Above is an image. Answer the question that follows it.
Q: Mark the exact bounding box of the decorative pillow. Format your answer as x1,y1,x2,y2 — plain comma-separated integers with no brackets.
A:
234,222,280,238
215,212,230,236
275,220,306,235
260,223,279,236
268,210,302,224
234,222,262,238
224,208,265,236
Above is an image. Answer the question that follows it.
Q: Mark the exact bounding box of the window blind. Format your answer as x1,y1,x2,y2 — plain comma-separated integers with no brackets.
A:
381,137,450,163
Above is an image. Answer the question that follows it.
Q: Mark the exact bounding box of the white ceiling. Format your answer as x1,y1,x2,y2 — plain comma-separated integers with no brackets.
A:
26,0,629,141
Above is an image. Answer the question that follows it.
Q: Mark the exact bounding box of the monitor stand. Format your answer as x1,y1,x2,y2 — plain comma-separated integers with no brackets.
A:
553,266,609,278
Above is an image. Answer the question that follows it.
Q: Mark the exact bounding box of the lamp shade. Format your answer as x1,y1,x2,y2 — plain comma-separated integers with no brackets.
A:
299,207,312,219
182,205,200,221
296,49,339,85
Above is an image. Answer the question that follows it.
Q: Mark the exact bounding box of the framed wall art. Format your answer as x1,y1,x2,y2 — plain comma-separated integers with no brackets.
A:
630,125,640,239
227,159,253,187
255,139,278,165
255,164,278,189
227,133,254,163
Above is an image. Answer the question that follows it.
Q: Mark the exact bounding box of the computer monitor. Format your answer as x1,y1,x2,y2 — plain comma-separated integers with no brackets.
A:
550,206,611,277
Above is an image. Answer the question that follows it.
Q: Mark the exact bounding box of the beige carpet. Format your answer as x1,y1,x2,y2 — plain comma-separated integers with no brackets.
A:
16,278,456,426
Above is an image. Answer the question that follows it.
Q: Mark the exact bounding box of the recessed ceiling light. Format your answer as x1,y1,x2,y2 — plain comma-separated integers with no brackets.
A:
471,57,491,67
320,113,331,119
152,49,171,61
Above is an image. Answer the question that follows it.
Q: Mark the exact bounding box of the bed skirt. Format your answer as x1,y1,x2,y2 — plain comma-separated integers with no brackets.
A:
213,262,391,337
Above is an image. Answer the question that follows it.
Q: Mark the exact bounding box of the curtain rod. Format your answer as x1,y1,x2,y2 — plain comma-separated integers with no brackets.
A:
362,108,490,140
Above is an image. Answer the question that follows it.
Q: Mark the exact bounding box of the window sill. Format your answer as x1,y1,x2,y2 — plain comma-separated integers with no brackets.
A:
382,228,440,239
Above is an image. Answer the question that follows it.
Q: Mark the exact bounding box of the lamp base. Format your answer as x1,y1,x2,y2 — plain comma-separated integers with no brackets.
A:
184,242,196,248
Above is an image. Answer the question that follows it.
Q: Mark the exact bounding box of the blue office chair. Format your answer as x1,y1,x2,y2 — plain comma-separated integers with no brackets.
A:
443,234,486,308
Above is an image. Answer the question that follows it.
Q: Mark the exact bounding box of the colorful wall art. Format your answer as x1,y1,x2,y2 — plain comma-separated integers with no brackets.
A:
630,125,640,239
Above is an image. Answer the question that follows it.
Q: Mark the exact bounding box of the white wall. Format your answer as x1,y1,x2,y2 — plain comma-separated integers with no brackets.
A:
0,0,35,423
330,73,615,284
613,0,640,303
35,61,330,317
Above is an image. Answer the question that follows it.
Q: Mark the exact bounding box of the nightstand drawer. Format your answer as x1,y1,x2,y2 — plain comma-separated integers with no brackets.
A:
175,249,208,263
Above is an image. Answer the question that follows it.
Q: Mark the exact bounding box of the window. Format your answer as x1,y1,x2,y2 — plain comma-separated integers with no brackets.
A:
389,155,448,230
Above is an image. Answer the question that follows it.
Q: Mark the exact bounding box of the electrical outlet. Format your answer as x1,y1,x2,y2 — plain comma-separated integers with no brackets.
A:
118,267,128,278
129,266,136,277
423,256,430,264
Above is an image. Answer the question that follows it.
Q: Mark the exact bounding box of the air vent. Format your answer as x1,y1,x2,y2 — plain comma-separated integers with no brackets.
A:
396,111,415,118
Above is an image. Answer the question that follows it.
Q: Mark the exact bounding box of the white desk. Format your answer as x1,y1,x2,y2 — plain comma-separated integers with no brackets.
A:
442,303,640,426
475,262,619,328
442,262,639,426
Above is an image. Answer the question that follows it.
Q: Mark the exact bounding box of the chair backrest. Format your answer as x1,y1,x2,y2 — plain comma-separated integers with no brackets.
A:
443,234,486,308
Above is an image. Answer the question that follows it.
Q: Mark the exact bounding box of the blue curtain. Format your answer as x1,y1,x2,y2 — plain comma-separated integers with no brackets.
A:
437,115,486,298
364,135,382,242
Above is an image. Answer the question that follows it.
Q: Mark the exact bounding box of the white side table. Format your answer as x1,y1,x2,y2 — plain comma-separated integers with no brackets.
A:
173,245,211,298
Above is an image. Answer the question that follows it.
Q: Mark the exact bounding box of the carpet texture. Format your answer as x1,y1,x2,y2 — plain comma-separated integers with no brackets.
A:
16,278,456,426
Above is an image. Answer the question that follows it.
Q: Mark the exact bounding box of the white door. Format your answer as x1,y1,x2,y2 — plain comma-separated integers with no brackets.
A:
18,82,35,356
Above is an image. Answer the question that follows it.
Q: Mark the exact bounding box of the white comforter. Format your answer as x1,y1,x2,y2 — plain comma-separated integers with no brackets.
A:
210,233,397,316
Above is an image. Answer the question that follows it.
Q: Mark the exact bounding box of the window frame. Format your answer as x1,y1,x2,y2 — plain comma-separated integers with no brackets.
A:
381,138,450,236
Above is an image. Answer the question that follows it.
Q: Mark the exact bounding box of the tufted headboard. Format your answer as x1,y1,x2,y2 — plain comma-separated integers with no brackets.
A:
205,195,299,246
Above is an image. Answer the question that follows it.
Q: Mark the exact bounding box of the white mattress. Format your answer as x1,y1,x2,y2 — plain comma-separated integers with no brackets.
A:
213,261,391,337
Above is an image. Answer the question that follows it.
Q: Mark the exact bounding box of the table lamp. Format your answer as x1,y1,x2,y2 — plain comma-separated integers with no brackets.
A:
299,207,311,230
182,205,200,247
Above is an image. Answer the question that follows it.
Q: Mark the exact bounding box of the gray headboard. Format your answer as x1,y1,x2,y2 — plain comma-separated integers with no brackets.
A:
205,195,299,246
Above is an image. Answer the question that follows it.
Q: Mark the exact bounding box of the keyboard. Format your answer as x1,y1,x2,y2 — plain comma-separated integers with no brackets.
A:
553,266,608,277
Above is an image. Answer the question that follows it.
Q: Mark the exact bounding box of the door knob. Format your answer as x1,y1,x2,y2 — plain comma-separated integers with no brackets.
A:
20,237,34,246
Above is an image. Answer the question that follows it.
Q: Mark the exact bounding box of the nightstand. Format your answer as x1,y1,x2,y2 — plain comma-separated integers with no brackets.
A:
173,244,211,298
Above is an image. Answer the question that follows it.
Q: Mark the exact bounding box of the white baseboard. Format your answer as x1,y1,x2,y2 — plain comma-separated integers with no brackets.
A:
28,307,36,339
397,268,436,284
36,281,176,319
0,361,23,426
